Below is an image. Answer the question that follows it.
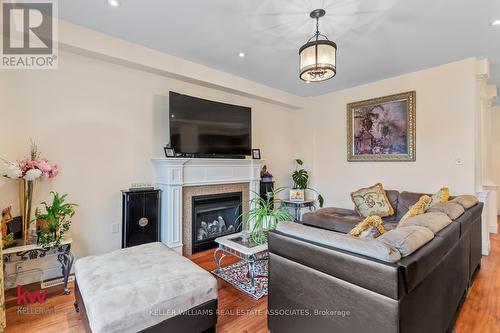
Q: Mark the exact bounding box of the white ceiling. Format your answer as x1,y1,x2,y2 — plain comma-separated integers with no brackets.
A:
59,0,500,102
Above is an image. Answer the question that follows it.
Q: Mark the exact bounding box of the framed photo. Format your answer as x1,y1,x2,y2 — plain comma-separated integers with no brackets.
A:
251,149,261,159
164,146,175,157
347,91,416,162
289,189,305,202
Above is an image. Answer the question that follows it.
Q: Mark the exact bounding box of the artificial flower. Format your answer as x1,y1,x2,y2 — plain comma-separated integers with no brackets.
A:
23,168,42,181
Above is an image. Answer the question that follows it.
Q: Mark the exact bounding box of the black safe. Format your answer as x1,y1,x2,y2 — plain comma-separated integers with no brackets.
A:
121,189,161,248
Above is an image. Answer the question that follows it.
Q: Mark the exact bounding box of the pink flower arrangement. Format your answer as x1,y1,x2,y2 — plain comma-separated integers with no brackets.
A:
1,141,59,181
15,157,59,179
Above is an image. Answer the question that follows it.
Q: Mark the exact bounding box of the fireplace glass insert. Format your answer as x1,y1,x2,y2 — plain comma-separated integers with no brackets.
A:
192,192,243,253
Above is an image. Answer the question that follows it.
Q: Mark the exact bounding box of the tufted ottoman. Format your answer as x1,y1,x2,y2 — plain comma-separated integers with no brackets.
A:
74,242,217,333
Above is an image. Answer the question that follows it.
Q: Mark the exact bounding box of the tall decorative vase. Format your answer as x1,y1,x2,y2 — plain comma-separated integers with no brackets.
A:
19,178,39,241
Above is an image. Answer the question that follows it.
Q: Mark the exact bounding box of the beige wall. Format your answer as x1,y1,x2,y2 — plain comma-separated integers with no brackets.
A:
308,58,478,208
0,50,302,263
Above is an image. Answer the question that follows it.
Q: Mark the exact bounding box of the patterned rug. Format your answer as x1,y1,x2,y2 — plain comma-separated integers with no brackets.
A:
212,260,268,299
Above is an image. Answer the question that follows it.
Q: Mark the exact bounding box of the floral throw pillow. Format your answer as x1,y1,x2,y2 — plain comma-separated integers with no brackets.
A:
425,187,449,211
350,183,395,218
349,215,386,238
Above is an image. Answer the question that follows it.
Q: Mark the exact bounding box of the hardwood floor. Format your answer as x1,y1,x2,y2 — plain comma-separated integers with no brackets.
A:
4,230,499,333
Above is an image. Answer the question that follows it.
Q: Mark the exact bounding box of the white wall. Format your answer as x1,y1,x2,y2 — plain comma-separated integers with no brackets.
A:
0,50,302,267
309,58,478,208
491,106,500,211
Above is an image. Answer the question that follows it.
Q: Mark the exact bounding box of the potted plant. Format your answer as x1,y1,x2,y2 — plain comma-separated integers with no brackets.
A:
35,192,77,247
241,188,293,245
291,159,324,207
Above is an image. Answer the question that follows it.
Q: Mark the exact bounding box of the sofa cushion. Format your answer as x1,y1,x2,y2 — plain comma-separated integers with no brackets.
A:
349,215,386,238
399,195,432,223
302,207,361,233
427,202,465,220
450,195,479,209
378,226,434,257
398,212,452,234
426,187,450,210
276,221,401,263
351,183,395,218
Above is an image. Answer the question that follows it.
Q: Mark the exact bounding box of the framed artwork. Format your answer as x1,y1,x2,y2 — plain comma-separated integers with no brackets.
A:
251,149,261,159
289,189,305,202
347,91,416,161
164,146,175,157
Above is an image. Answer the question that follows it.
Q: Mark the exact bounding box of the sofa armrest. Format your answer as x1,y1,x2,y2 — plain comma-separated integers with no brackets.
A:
269,225,404,299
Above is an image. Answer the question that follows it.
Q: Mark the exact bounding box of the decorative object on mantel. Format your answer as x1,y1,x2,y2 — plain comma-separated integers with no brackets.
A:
164,143,175,157
347,91,416,161
241,187,293,245
291,159,324,207
35,192,77,247
0,140,59,241
299,9,337,82
251,149,261,159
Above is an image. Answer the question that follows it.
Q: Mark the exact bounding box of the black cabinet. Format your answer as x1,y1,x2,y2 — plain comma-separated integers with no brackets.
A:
121,189,161,248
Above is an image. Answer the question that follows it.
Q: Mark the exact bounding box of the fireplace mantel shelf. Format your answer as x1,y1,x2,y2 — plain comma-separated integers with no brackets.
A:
152,157,262,254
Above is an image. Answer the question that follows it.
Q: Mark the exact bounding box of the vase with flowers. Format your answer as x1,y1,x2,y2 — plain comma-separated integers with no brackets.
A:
1,141,59,241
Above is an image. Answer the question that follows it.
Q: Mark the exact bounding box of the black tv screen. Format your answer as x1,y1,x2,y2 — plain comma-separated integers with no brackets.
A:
169,92,251,156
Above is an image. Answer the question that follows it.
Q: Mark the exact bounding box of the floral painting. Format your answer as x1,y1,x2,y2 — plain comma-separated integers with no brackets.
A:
347,91,416,161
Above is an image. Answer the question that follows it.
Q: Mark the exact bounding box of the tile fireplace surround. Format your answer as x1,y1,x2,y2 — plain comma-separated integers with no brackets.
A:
152,158,262,255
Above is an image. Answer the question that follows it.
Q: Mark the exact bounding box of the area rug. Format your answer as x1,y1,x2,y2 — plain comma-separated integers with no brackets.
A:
212,260,268,299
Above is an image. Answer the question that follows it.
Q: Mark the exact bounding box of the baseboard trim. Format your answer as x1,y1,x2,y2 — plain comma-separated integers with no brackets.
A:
488,224,498,234
41,274,75,289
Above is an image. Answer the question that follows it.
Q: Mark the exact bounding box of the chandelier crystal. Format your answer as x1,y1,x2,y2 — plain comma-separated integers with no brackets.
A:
299,9,337,82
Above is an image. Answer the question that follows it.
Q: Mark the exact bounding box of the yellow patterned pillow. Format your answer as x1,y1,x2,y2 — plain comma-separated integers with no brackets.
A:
349,215,386,238
426,187,449,210
351,183,395,218
400,195,432,223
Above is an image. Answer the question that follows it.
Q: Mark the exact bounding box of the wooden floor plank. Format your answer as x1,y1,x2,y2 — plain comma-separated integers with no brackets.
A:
4,227,499,333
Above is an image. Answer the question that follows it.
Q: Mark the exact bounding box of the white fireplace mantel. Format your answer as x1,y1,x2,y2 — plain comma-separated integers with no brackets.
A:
152,158,262,254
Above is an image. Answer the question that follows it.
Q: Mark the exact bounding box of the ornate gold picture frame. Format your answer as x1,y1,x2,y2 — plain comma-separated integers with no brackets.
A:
347,91,416,161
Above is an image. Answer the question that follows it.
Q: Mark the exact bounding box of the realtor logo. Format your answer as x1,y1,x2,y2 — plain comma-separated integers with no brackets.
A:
17,285,47,305
1,0,58,69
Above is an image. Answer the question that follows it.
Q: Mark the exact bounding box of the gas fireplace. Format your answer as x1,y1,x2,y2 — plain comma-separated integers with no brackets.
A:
191,192,242,253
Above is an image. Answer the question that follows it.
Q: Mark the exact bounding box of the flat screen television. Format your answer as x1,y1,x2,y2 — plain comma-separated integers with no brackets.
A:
169,92,251,157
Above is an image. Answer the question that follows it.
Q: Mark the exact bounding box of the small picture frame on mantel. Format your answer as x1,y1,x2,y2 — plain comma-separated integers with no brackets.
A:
164,146,175,157
251,149,261,159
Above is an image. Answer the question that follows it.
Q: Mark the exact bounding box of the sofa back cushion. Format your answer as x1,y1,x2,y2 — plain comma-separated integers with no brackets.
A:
427,202,465,220
378,226,434,257
276,221,401,263
450,195,479,209
398,212,452,234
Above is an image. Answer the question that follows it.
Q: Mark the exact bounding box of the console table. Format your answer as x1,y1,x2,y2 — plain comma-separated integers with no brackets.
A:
3,237,74,295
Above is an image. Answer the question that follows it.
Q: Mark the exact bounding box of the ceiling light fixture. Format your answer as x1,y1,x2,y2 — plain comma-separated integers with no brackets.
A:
108,0,120,7
299,9,337,82
238,52,245,58
490,19,500,26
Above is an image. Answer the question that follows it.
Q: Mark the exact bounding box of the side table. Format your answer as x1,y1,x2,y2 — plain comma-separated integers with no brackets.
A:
282,200,316,222
3,237,74,295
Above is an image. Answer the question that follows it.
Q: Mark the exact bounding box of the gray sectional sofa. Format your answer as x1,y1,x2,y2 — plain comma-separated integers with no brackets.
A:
267,191,482,333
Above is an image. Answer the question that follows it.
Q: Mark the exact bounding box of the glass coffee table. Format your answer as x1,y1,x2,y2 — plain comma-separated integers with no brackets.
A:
214,232,268,290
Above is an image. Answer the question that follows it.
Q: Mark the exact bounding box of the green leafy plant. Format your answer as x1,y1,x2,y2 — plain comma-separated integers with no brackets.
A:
35,192,77,247
292,159,324,208
240,187,294,245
